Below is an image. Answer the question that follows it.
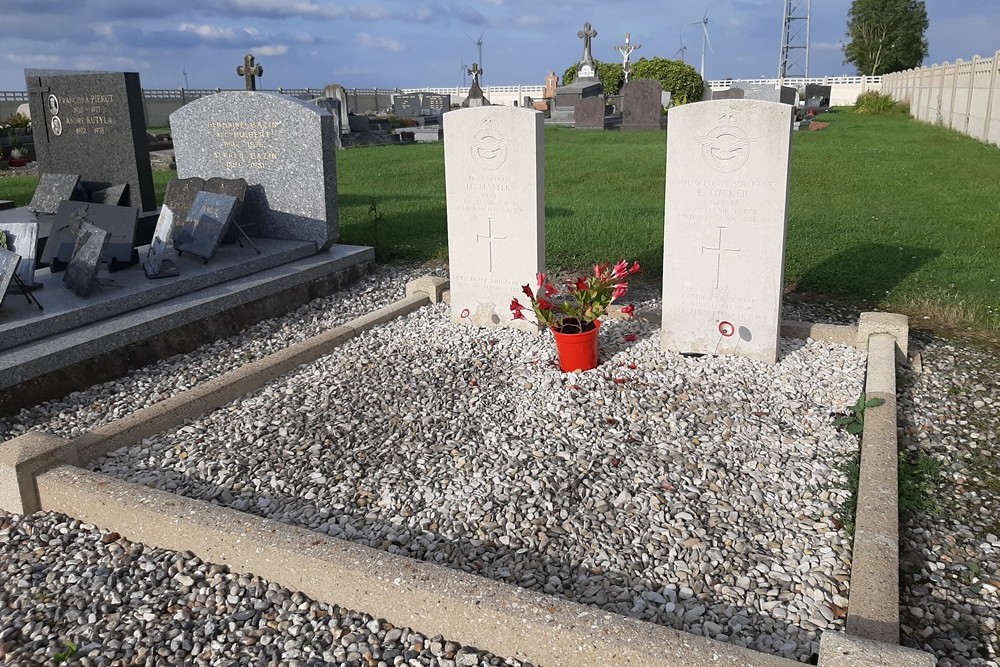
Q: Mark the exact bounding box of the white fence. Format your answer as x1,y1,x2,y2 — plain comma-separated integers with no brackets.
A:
707,76,883,106
401,85,546,107
882,50,1000,146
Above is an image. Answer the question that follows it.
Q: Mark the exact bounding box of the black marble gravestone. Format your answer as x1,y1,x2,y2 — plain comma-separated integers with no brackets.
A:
0,248,20,308
44,201,138,271
28,173,82,215
161,177,206,233
0,223,40,288
63,223,110,297
173,192,239,262
25,69,156,212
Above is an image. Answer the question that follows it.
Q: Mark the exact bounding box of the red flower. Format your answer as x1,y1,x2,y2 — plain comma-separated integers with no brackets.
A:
624,333,637,342
512,309,526,320
611,259,629,280
620,304,635,317
510,298,525,314
521,284,533,299
574,276,588,292
611,283,628,300
544,282,558,297
536,272,546,288
536,297,554,311
629,261,641,275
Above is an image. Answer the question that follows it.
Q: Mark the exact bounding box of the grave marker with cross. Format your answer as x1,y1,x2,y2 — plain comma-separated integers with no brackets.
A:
476,217,506,273
237,53,263,91
701,225,741,289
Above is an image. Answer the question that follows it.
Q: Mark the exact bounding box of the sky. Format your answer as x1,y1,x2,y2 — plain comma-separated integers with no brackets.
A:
1,1,997,92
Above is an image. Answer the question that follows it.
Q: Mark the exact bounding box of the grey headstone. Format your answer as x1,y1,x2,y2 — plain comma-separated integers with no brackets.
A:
0,223,40,287
622,79,663,130
804,84,831,106
25,69,156,211
162,177,206,229
28,173,81,215
0,248,20,308
89,183,128,206
713,87,745,100
63,222,109,297
173,191,239,262
44,201,138,267
394,93,420,118
574,96,606,128
170,91,339,250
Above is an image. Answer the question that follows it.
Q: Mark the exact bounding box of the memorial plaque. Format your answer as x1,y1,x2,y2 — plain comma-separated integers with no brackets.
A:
162,177,207,232
171,91,338,249
443,106,544,329
173,191,239,262
0,223,40,287
660,100,793,364
204,177,249,241
0,248,20,308
28,173,81,215
63,222,110,297
44,200,138,267
25,69,156,211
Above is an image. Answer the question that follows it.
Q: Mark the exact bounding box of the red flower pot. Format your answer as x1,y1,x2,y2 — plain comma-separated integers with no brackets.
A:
7,159,26,167
552,319,600,372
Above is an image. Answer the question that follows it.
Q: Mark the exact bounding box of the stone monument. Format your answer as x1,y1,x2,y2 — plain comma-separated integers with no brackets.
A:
462,64,490,108
660,100,794,363
550,22,605,125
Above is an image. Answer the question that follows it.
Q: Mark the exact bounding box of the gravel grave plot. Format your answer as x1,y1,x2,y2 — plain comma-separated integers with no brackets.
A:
91,301,866,663
897,333,1000,667
0,510,528,667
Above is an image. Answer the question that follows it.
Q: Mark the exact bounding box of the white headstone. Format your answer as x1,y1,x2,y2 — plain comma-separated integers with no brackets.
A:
444,106,544,328
660,99,793,363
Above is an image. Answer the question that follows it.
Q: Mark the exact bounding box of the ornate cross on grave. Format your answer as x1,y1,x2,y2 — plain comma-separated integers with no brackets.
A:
237,53,263,91
476,217,506,273
577,22,598,66
468,63,483,89
615,32,641,83
702,226,741,289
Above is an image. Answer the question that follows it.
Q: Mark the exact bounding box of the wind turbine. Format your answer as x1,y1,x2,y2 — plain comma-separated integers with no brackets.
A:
690,5,713,78
460,63,469,87
673,27,687,62
466,32,484,77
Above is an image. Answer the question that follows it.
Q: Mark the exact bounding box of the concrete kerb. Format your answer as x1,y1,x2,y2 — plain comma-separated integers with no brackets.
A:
34,464,802,667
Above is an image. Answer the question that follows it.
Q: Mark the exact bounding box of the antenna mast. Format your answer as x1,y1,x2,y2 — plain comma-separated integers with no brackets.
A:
778,0,811,79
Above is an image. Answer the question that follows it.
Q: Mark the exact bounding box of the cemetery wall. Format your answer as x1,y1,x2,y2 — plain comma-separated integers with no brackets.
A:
883,49,1000,147
707,76,883,106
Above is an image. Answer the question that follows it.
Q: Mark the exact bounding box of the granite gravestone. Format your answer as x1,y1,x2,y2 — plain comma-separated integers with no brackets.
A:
713,87,746,100
660,100,793,364
443,106,544,328
44,200,138,269
28,173,81,215
173,192,240,262
0,248,19,308
63,222,110,297
744,85,797,106
161,177,206,237
143,206,179,278
25,69,156,212
0,223,40,287
621,79,663,130
393,93,420,118
574,96,606,128
204,177,248,243
170,91,338,250
322,83,351,134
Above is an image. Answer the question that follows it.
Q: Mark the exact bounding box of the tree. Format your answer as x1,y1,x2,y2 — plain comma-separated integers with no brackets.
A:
843,0,928,76
630,57,703,104
562,59,625,95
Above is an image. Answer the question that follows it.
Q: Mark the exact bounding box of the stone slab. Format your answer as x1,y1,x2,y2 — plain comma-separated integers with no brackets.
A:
63,222,109,297
622,79,663,130
171,91,339,250
574,96,606,128
43,200,138,268
161,177,206,232
818,632,936,667
28,172,81,215
0,222,39,287
660,99,794,363
0,238,318,354
443,107,544,328
25,69,156,211
0,248,19,308
0,432,78,514
174,191,239,262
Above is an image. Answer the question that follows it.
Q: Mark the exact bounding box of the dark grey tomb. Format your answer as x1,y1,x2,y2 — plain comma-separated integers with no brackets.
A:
63,223,110,297
43,201,138,271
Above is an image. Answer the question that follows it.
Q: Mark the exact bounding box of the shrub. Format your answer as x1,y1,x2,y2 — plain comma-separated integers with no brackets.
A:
855,90,903,115
4,112,30,129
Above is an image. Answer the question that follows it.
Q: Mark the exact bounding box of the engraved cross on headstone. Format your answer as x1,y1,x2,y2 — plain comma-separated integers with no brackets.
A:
615,32,641,83
577,22,597,66
476,217,506,273
237,53,263,91
702,226,741,289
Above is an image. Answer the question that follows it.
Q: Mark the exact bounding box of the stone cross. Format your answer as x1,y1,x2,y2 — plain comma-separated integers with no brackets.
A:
578,22,597,66
468,63,483,89
615,32,641,83
237,53,263,91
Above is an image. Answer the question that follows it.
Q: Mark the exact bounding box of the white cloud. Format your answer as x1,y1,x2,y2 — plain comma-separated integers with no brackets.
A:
3,53,61,65
358,32,406,52
177,23,240,40
255,44,288,56
812,41,844,50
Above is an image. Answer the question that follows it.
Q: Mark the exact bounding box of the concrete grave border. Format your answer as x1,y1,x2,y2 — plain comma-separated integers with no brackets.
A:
0,279,933,667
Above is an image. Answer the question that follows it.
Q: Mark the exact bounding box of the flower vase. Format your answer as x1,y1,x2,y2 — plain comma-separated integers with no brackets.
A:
552,319,600,372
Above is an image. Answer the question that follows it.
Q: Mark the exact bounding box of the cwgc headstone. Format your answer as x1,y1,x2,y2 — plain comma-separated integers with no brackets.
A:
143,205,179,278
574,96,606,128
44,200,138,267
28,173,81,215
0,248,20,308
63,222,110,297
171,91,338,250
173,191,239,262
444,106,544,328
0,223,40,287
161,177,206,236
25,69,156,212
622,79,663,130
660,99,793,364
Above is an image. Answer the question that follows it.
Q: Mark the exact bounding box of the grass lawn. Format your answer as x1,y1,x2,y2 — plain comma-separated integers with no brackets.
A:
2,108,998,332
